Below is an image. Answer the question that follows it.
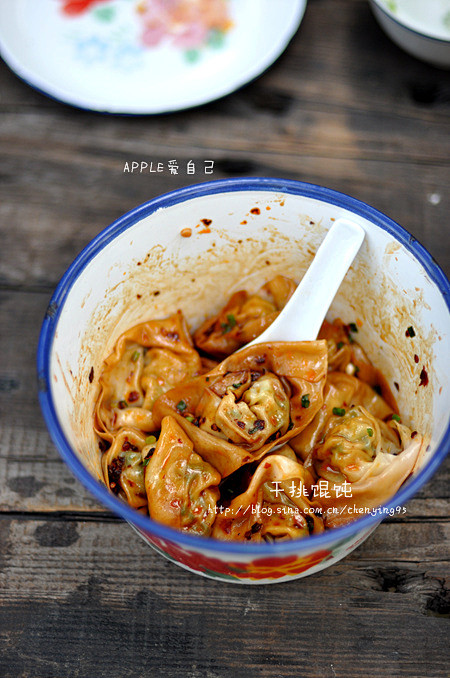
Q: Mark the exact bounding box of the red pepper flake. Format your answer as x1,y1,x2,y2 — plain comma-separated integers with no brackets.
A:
264,462,271,469
180,228,192,238
108,456,124,494
88,367,94,383
240,220,247,225
265,260,271,265
198,227,211,234
128,391,139,403
211,423,220,432
266,206,271,211
248,420,265,435
153,291,160,296
201,218,212,226
223,520,232,534
250,208,260,215
419,367,429,387
122,440,138,452
411,431,418,439
98,438,110,452
394,381,399,391
414,354,419,364
136,294,142,299
236,421,246,429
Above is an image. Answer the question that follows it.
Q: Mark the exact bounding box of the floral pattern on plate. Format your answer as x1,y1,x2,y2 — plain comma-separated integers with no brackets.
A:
60,0,232,63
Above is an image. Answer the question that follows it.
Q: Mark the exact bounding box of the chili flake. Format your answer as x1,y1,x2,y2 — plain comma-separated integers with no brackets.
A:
419,367,429,387
248,420,266,435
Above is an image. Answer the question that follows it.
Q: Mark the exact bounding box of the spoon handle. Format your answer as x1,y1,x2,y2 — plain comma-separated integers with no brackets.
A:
248,218,365,345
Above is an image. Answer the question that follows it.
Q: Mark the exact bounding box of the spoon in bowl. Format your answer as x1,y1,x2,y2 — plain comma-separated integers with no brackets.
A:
245,217,365,347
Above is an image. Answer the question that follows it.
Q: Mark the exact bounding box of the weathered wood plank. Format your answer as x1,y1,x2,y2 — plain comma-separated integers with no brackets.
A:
0,518,448,678
0,144,448,288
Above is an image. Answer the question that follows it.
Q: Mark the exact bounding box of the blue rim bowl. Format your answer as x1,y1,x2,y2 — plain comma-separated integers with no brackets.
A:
37,177,450,556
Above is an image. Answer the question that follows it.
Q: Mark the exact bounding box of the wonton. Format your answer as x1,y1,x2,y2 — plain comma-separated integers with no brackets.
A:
95,275,426,542
194,275,296,358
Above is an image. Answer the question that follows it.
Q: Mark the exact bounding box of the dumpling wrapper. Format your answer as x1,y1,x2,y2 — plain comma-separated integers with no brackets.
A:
102,427,150,512
310,408,427,527
212,449,324,542
145,416,220,536
95,311,202,439
152,340,328,477
318,318,398,410
193,276,296,358
290,372,395,462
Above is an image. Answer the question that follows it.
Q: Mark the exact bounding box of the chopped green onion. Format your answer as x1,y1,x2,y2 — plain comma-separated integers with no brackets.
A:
337,341,344,350
142,458,150,467
406,326,416,338
301,394,310,408
145,435,157,445
367,428,374,437
392,413,401,422
221,313,237,334
176,400,187,413
332,407,346,416
131,350,140,362
349,322,358,333
186,416,194,423
232,382,243,389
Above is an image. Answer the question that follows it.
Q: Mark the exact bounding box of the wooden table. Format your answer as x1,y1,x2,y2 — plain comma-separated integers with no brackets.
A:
1,1,449,676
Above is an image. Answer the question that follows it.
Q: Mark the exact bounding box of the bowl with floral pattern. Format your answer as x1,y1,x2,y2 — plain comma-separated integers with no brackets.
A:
37,178,450,584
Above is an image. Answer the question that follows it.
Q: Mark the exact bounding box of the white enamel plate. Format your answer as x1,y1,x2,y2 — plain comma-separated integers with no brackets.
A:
0,0,307,114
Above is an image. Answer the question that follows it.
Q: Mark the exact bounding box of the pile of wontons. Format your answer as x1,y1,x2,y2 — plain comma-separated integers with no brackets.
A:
95,276,425,542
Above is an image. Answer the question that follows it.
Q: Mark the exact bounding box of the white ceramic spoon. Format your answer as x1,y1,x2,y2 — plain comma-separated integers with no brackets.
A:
246,218,365,347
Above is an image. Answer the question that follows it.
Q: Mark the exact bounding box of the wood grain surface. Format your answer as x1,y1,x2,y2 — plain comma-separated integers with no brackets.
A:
0,1,449,676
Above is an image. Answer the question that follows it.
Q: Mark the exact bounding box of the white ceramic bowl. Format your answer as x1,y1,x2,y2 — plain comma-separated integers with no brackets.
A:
38,178,450,584
369,0,450,68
